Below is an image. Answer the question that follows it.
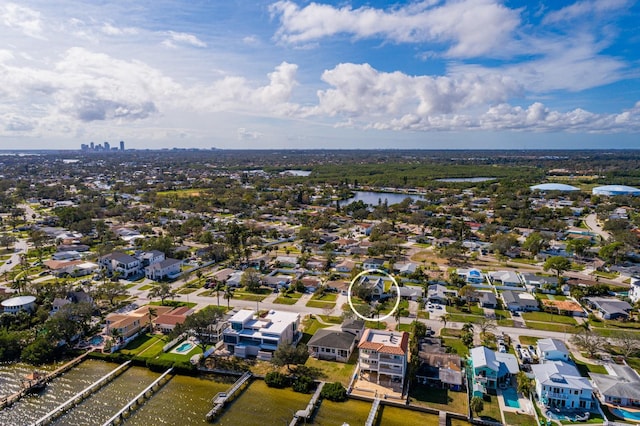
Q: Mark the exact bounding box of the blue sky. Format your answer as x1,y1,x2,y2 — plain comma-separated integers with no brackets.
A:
0,0,639,150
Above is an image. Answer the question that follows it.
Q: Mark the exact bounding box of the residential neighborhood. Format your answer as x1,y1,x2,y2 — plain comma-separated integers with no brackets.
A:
2,149,640,425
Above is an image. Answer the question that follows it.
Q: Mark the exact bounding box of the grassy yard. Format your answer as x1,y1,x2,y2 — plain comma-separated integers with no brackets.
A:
396,323,412,332
149,300,197,308
476,393,502,423
518,335,541,346
447,304,485,316
522,312,578,325
409,386,468,414
365,320,388,330
304,353,357,385
504,412,538,426
138,284,153,291
120,333,168,358
443,337,469,357
318,315,342,324
273,296,300,305
306,300,336,308
524,321,578,333
417,311,430,319
311,292,338,302
572,356,607,376
300,318,330,344
232,291,268,302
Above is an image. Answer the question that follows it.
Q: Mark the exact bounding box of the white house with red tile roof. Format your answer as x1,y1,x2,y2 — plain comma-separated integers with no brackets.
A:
357,329,409,388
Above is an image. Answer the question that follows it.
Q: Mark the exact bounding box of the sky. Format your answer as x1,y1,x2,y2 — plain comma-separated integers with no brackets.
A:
0,0,639,150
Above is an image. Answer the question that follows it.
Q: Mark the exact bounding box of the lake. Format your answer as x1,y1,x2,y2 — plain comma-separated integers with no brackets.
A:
342,191,424,206
436,177,496,182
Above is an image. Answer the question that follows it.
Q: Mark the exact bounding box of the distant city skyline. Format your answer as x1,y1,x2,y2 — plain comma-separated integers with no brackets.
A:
0,1,639,150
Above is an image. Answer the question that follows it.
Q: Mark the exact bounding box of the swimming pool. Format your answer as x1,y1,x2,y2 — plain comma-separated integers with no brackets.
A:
611,407,640,421
90,335,104,345
502,387,520,409
174,342,194,353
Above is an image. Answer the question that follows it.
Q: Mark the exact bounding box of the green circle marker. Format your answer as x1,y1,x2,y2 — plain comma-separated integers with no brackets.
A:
347,268,401,322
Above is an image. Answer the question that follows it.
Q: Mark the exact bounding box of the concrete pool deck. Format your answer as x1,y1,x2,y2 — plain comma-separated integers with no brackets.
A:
497,387,535,425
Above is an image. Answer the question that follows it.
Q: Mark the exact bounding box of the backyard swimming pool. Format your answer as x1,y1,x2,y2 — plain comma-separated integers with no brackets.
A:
502,388,520,409
90,335,104,345
174,342,194,353
611,407,640,421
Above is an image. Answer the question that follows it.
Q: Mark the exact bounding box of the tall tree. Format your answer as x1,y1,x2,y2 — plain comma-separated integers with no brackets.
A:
177,306,225,353
272,343,309,372
543,256,571,279
148,282,178,305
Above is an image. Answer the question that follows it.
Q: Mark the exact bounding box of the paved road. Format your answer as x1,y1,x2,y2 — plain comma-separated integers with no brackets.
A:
584,213,611,241
0,238,28,276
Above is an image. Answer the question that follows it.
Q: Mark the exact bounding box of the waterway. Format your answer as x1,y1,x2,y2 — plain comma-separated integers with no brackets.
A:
343,191,424,206
0,360,470,425
436,177,496,182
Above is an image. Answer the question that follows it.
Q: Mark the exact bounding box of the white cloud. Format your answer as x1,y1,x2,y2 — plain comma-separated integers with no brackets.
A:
543,0,630,24
237,127,263,140
0,3,43,38
101,23,138,36
269,0,520,57
162,31,207,48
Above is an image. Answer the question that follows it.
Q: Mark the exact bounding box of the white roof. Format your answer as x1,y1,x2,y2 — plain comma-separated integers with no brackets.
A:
1,295,36,307
532,360,592,391
537,338,568,354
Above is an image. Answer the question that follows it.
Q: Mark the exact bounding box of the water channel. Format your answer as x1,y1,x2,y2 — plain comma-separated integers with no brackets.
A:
0,360,469,425
342,191,424,206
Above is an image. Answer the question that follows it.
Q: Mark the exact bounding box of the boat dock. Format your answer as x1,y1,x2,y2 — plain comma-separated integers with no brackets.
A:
102,367,174,426
32,361,132,426
365,397,381,426
206,371,252,421
289,381,325,425
0,350,92,410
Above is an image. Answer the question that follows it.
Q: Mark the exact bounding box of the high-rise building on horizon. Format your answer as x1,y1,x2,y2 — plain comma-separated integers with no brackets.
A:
120,141,125,151
104,141,110,151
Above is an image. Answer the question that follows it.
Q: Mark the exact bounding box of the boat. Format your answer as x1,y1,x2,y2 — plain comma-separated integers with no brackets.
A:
21,371,47,392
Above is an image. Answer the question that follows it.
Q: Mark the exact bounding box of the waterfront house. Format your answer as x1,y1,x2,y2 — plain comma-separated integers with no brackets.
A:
307,329,357,362
1,295,37,314
532,360,593,409
153,306,193,334
357,329,409,389
222,309,300,361
589,364,640,408
470,346,519,394
416,341,463,391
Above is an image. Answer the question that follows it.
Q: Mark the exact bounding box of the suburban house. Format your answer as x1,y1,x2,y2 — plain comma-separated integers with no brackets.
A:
478,291,498,308
340,319,365,340
521,273,559,293
589,364,640,408
394,284,424,301
363,258,385,270
393,262,417,275
537,338,570,362
100,252,142,278
222,309,300,361
105,305,174,341
139,250,165,267
628,277,640,304
51,290,94,314
358,329,409,389
470,346,519,394
307,329,357,362
427,284,457,305
153,306,193,334
335,259,356,273
531,361,593,409
502,290,539,312
44,260,99,277
357,275,387,299
416,339,464,391
584,297,633,320
457,268,485,284
145,258,182,280
489,270,522,287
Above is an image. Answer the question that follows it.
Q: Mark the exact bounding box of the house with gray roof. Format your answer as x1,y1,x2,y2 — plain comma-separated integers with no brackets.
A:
537,338,570,362
532,360,593,409
307,329,357,362
590,364,640,408
470,346,519,394
427,284,456,304
502,290,539,312
521,273,559,293
478,291,498,308
489,270,522,287
584,297,633,320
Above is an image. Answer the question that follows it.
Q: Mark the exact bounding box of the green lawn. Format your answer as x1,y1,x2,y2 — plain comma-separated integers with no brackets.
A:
138,284,153,291
443,337,469,357
311,292,338,302
300,318,330,344
476,393,502,423
418,311,430,319
396,323,412,332
306,300,336,309
522,312,578,325
303,353,358,385
447,304,485,316
572,356,607,376
232,292,268,302
504,412,538,426
273,296,300,305
518,336,541,346
409,386,468,415
524,321,578,333
120,333,168,358
318,315,343,324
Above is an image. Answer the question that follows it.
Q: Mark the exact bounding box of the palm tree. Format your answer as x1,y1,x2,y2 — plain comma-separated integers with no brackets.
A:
462,322,474,333
147,307,157,333
223,284,233,309
440,313,451,331
212,279,222,307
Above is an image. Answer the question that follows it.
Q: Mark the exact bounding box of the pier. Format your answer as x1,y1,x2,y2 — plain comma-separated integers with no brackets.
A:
0,350,92,410
102,367,174,426
290,381,325,425
206,371,252,421
365,398,381,426
32,361,132,426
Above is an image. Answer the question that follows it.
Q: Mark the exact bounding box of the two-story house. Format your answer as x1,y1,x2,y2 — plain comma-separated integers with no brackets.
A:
537,338,570,362
100,252,142,278
470,346,519,394
357,329,409,389
222,309,300,361
532,361,593,409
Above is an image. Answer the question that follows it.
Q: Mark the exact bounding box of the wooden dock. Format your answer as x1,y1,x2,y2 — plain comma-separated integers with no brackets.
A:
0,350,93,410
206,371,252,422
289,381,325,425
102,367,174,426
365,398,381,426
32,361,132,426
